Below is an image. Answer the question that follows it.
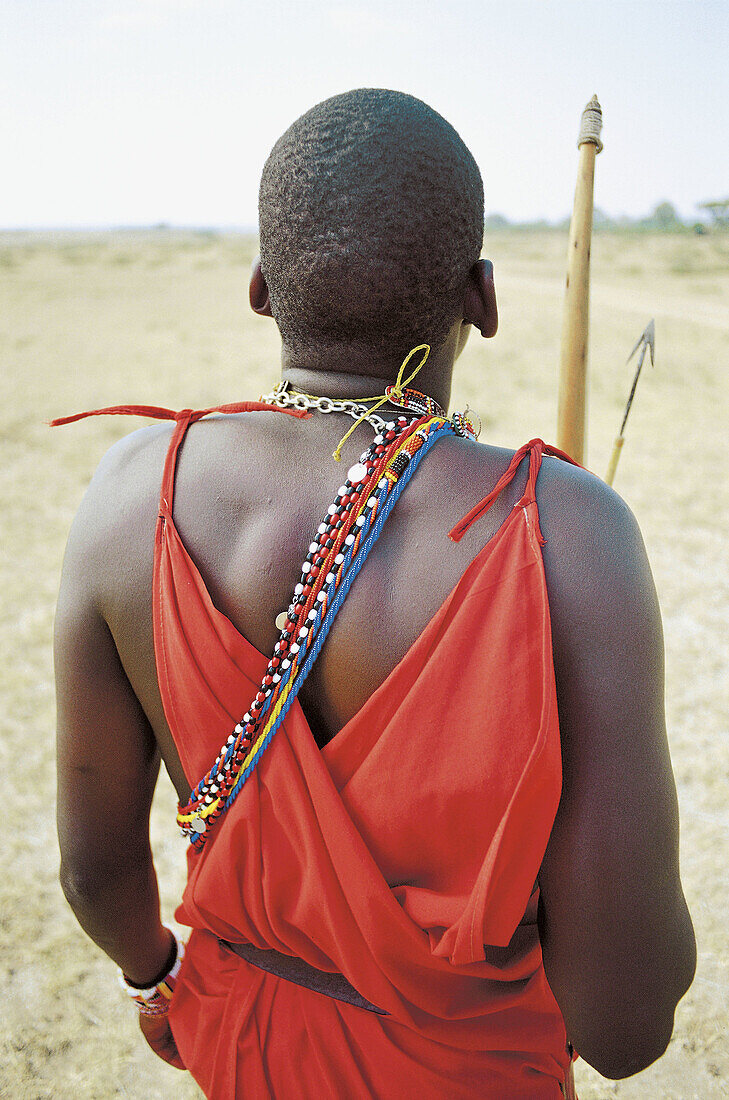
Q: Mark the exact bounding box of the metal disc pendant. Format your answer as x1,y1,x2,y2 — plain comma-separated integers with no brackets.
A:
347,462,367,484
275,612,288,630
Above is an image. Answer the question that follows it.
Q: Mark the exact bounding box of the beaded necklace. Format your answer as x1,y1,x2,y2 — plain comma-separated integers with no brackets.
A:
177,346,478,848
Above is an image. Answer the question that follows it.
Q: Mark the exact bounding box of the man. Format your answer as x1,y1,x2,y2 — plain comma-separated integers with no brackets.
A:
55,89,695,1098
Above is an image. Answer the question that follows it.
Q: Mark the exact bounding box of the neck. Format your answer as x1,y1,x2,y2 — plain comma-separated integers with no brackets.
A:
280,340,458,413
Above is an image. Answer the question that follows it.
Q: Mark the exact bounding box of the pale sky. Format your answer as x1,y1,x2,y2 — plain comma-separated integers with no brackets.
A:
3,0,727,228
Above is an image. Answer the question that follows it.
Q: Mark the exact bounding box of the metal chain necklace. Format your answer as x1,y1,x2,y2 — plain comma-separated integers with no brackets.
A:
259,380,398,435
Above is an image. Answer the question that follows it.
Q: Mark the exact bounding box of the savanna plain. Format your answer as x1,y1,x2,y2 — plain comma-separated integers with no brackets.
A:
2,228,727,1099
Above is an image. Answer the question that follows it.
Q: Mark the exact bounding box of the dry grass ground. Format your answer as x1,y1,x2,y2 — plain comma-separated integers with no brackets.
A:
1,228,727,1098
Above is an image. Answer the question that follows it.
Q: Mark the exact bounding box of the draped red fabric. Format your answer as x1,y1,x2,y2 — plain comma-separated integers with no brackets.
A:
156,415,571,1097
49,400,310,428
56,405,573,1097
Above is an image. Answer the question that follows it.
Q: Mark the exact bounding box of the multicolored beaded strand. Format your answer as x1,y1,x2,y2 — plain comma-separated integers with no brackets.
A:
177,413,428,843
177,404,476,848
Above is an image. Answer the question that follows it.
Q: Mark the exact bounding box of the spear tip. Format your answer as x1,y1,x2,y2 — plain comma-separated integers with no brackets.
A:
645,318,655,365
627,319,655,365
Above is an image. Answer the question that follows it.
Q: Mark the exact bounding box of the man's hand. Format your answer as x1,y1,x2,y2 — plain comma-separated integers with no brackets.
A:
139,1013,186,1070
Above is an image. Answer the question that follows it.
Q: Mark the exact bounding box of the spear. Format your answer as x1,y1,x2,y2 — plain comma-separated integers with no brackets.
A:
605,320,655,486
556,95,604,464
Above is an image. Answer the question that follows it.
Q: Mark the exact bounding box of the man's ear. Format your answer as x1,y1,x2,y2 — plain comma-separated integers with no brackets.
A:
249,255,273,317
462,258,498,338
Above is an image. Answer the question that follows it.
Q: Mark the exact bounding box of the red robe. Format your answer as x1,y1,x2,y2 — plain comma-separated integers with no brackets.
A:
56,405,573,1097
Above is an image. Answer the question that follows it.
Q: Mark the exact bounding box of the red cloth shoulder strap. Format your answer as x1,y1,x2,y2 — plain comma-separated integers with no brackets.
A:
50,400,310,517
49,400,309,428
51,403,188,427
448,438,579,546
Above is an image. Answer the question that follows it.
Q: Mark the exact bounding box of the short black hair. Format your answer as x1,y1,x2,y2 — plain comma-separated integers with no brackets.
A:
258,88,484,362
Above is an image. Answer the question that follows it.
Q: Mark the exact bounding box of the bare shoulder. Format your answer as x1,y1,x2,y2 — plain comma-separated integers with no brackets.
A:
408,432,644,579
534,451,646,580
535,450,643,565
536,452,642,543
59,423,173,613
531,453,656,680
86,420,172,506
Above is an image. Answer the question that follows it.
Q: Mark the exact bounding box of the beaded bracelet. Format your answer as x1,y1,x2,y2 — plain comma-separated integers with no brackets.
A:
117,927,185,1017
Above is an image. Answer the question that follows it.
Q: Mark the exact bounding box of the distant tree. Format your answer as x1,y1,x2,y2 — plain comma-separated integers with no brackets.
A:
697,199,729,228
651,202,683,230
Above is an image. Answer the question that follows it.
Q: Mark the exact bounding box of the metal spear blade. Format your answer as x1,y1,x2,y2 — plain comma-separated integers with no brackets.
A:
627,319,655,368
620,320,655,436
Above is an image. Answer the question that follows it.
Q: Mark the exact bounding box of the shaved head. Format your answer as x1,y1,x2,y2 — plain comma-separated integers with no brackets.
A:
258,88,484,363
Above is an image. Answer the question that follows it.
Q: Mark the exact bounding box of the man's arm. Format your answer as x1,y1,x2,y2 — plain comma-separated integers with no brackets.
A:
537,466,696,1079
55,471,182,1066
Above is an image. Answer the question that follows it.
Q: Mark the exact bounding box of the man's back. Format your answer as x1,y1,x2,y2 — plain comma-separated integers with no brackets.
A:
65,405,608,779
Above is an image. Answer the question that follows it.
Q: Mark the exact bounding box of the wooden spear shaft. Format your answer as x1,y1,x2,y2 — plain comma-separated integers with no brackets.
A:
556,96,603,464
